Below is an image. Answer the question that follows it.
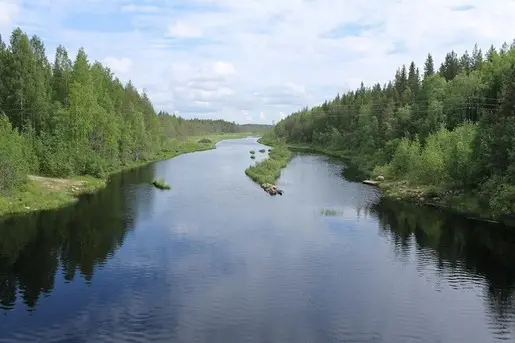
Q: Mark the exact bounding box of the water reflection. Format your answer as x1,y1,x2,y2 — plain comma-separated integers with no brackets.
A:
0,164,156,311
2,140,515,342
372,198,515,340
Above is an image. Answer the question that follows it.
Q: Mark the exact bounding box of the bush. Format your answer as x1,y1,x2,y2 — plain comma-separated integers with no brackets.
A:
387,137,421,179
152,179,171,190
480,176,515,218
198,138,212,144
376,122,477,187
0,114,31,194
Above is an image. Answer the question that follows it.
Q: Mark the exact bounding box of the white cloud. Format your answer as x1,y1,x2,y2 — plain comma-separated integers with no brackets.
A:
6,0,515,123
103,57,133,74
259,112,265,120
167,22,203,38
120,4,159,13
212,61,236,76
242,110,252,122
0,0,19,27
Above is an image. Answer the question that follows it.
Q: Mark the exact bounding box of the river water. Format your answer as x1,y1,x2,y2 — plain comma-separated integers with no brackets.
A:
1,137,515,342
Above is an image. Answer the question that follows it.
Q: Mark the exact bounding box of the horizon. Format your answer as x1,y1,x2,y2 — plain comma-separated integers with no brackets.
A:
1,0,514,124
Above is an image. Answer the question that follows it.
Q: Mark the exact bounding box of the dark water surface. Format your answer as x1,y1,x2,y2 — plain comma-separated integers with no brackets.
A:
1,137,515,342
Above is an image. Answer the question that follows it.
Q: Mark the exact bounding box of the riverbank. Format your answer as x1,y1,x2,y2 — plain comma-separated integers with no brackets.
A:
371,180,499,222
245,139,292,185
276,142,513,226
0,133,250,218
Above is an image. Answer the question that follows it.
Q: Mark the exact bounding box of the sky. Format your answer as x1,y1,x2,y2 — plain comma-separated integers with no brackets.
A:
0,0,514,124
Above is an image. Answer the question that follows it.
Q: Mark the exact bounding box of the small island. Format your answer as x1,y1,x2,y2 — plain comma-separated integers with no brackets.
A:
152,179,171,190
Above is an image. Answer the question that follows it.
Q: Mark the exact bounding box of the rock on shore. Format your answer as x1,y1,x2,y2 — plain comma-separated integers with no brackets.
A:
261,183,284,195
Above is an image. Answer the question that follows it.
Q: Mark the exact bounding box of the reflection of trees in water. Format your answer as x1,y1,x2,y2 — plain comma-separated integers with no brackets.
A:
371,199,515,338
0,164,156,311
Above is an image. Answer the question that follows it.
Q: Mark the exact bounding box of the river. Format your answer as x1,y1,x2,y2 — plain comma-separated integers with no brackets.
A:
1,137,515,342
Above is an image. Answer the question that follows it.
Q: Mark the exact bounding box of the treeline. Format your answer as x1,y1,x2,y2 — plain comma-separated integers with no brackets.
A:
239,123,273,133
0,28,249,194
269,41,515,217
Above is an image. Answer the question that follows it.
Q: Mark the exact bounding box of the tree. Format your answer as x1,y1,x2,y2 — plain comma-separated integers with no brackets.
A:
424,53,435,78
271,40,515,217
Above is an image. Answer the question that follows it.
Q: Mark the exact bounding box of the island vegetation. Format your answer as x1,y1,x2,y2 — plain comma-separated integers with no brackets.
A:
0,28,262,217
264,41,515,223
152,179,171,190
245,143,291,185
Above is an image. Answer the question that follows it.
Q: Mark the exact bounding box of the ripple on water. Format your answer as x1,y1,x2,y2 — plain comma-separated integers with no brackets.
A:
2,138,515,343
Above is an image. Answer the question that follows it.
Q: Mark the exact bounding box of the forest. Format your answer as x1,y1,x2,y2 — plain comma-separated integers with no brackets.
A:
0,27,267,199
267,41,515,219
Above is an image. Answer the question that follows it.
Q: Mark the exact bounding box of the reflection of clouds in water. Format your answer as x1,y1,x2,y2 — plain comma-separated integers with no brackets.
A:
166,215,360,342
170,221,202,237
7,138,509,342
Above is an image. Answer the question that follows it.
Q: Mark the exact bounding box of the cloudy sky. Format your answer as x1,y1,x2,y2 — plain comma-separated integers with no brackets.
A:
0,0,514,124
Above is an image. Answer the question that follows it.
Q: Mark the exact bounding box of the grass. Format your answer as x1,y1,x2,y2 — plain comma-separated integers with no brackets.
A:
0,132,250,218
320,209,344,216
152,179,171,190
245,144,292,185
0,175,105,217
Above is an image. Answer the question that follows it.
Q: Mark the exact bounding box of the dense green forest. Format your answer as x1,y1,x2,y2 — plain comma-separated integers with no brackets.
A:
0,27,261,196
267,41,515,219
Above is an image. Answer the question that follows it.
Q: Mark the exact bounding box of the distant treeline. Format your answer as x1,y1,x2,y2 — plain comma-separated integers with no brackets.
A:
238,123,273,133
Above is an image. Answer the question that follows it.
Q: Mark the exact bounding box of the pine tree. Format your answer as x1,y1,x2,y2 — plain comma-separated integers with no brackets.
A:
424,53,434,78
472,43,483,69
486,45,497,61
459,50,471,74
407,61,420,97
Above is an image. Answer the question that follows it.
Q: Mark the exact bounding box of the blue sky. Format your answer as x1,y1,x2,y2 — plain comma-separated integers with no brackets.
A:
1,0,514,124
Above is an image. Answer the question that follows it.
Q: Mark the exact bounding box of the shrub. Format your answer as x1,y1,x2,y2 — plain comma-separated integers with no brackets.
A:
0,114,32,194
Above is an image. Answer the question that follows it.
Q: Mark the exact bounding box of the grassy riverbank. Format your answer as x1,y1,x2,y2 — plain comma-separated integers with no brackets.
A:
245,139,292,185
0,133,249,218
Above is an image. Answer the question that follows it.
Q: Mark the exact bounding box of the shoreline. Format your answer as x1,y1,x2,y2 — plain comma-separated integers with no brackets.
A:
0,133,250,219
282,142,513,227
371,180,508,225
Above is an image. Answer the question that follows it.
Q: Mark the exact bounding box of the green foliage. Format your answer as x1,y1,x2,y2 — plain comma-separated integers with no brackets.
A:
0,114,31,194
0,27,256,201
271,40,515,219
245,145,292,185
375,123,478,186
320,209,344,216
152,179,171,190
